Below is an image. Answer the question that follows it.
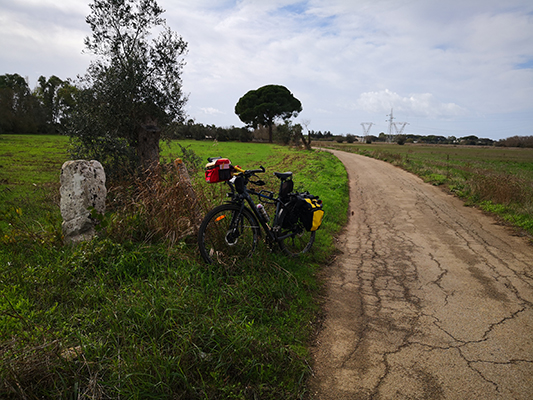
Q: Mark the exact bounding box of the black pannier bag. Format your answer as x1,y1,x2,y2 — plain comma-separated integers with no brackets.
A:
281,192,324,232
280,199,299,230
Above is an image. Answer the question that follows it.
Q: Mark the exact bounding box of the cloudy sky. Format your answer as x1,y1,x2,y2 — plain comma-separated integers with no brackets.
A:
1,0,532,140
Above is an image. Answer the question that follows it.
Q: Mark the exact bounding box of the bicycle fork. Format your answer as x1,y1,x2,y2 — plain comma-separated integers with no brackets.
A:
225,205,247,246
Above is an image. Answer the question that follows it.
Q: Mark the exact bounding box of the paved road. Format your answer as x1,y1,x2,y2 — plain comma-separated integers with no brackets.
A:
310,150,533,399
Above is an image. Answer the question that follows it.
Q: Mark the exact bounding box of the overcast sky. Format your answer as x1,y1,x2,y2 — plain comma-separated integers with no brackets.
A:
1,0,532,140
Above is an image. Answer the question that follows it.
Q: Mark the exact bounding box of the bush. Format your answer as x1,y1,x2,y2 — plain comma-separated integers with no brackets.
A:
496,135,533,148
396,135,406,145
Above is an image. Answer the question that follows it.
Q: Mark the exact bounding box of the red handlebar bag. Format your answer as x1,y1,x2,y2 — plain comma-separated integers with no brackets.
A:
205,158,232,183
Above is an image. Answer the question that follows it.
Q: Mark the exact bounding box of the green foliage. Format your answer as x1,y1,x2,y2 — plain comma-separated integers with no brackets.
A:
425,173,446,186
0,74,76,135
274,121,302,145
0,74,45,134
34,76,63,131
396,134,406,145
235,85,302,143
171,120,253,142
67,0,188,177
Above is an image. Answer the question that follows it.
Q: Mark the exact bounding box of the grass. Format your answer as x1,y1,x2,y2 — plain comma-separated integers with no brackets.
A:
5,134,529,398
0,134,70,234
316,141,533,237
0,135,348,399
163,140,347,258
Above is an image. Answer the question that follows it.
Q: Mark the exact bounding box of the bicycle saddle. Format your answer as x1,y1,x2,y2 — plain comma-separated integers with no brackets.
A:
274,172,293,180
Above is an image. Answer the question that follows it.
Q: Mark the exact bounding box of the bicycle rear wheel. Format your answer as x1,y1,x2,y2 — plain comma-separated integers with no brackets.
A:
198,204,260,265
276,210,315,256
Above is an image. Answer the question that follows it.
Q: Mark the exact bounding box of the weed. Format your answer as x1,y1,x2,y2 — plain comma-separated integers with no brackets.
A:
103,162,201,245
424,173,447,186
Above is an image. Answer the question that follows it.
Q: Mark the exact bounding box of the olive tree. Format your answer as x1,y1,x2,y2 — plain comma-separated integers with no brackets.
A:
67,0,188,175
235,84,302,143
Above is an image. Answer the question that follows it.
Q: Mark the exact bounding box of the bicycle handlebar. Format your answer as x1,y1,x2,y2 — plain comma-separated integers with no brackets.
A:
233,165,265,175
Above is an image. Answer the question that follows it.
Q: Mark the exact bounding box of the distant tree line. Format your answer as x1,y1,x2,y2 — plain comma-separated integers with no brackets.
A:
495,135,533,148
0,73,76,135
373,133,496,146
330,133,522,147
173,120,314,149
1,72,530,152
172,119,253,142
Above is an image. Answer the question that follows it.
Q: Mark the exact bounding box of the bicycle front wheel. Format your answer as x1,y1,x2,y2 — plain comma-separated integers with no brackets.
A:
198,204,260,265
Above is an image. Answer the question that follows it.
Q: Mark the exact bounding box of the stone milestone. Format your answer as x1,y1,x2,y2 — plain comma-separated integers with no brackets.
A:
60,160,106,244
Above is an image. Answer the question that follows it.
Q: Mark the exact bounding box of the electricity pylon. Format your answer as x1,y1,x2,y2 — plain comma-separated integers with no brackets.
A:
393,122,409,135
361,122,374,137
386,108,409,141
386,109,395,142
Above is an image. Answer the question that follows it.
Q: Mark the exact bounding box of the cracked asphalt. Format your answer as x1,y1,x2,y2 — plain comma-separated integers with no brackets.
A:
310,150,533,399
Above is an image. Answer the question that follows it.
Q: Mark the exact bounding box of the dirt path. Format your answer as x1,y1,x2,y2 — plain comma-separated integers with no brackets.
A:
310,150,533,399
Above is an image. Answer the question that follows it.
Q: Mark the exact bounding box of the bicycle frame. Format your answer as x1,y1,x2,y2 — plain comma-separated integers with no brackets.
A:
198,162,316,264
224,175,290,244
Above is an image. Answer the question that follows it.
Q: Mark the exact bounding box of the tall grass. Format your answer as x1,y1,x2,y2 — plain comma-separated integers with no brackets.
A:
0,135,348,399
1,239,322,398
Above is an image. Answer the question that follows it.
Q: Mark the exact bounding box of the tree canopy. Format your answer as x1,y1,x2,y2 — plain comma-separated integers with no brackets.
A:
235,84,302,143
0,74,43,134
67,0,188,175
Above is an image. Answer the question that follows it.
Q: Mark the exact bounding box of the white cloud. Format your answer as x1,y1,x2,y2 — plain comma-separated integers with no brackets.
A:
0,0,532,139
356,90,468,119
200,107,224,115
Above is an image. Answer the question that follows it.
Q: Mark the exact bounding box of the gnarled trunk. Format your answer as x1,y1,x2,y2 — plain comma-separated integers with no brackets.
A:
137,118,161,172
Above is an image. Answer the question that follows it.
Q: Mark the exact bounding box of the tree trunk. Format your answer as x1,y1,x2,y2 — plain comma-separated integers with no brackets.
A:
137,118,161,172
303,133,312,150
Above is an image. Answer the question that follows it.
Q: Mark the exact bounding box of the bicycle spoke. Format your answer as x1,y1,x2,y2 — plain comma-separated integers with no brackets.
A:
198,204,259,264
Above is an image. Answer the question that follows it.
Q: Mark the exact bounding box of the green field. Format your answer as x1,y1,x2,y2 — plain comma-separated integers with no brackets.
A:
1,135,531,398
0,135,347,399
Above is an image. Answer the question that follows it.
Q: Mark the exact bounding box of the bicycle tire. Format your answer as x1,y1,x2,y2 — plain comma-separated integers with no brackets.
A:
276,208,316,257
198,204,260,265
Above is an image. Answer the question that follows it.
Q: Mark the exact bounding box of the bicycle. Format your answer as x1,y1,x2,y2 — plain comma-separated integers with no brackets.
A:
197,157,323,265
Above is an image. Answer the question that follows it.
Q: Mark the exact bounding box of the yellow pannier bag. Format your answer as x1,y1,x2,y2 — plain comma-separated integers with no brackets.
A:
299,195,324,232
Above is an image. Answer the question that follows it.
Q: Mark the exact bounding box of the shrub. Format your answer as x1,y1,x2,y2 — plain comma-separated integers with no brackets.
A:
496,135,533,148
396,135,406,145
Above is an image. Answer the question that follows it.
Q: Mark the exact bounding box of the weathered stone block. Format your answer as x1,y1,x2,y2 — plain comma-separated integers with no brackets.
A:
60,160,106,244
